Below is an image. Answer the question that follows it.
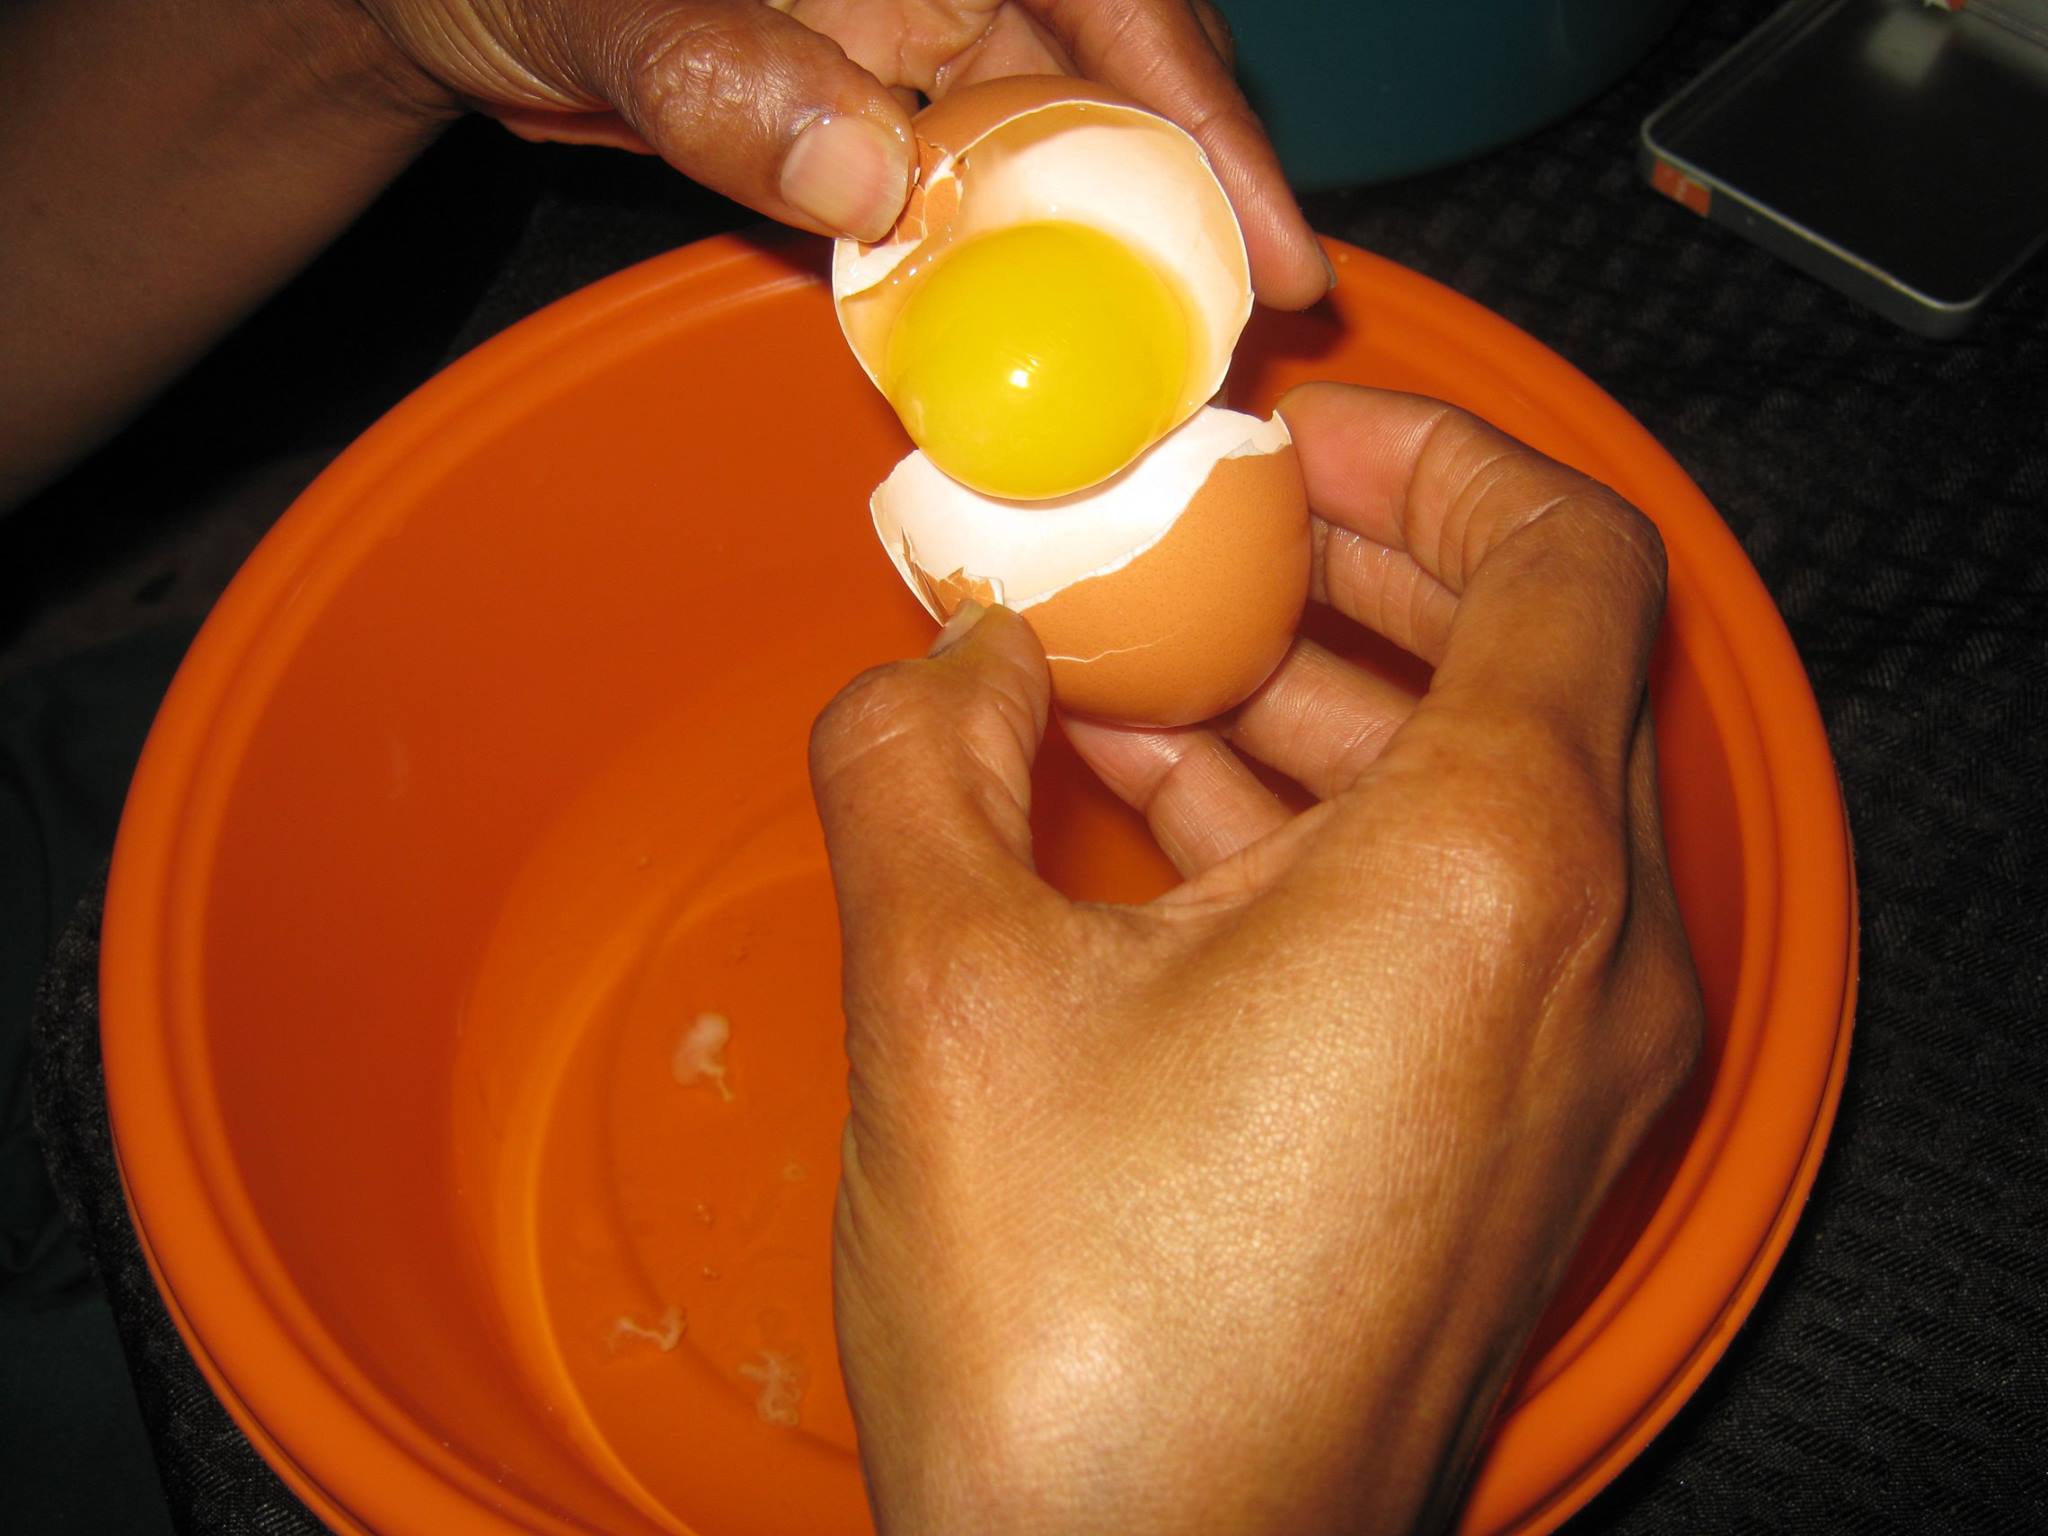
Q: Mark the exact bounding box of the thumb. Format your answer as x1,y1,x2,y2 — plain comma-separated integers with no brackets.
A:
565,1,915,242
809,603,1056,967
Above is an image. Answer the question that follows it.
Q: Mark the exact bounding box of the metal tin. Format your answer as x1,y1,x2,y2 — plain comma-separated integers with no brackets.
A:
1640,0,2048,337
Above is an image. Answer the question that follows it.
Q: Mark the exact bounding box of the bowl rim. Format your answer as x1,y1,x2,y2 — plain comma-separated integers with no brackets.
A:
101,231,1855,1536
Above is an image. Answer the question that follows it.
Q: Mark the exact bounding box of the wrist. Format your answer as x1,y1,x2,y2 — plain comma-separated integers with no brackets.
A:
857,1322,1412,1536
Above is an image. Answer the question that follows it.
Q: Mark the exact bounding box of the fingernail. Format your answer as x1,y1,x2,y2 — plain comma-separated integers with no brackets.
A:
1321,247,1339,292
928,599,986,656
780,114,910,242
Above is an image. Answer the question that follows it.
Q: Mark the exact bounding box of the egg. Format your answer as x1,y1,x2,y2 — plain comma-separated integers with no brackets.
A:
872,406,1309,728
833,78,1311,727
832,77,1252,500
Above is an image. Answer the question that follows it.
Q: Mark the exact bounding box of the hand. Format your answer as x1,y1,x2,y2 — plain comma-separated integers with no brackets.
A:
809,383,1704,1533
0,0,1320,507
341,0,1326,303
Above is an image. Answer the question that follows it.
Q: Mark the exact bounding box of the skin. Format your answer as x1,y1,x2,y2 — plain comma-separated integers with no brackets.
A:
4,5,1698,1527
811,384,1705,1534
0,0,1323,510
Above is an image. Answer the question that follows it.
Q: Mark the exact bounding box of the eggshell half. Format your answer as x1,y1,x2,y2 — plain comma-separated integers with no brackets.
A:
872,408,1310,726
832,78,1252,490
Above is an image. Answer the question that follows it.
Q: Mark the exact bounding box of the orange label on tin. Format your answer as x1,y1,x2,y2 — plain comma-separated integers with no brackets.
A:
1651,158,1713,217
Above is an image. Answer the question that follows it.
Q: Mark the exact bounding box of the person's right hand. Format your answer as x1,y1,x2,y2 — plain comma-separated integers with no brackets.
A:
810,382,1705,1533
339,0,1328,305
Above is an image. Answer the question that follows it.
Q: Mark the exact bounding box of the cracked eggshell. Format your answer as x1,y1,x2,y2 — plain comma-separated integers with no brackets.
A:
831,77,1252,482
872,408,1310,727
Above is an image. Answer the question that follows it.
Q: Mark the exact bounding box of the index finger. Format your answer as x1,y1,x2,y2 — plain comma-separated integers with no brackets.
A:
1277,382,1667,765
1020,0,1329,309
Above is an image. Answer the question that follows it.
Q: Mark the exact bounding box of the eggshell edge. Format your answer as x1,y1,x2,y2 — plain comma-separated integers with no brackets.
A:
833,79,1149,305
880,427,1311,728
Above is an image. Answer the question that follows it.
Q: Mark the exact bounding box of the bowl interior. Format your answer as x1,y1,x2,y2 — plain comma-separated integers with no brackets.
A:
110,235,1841,1536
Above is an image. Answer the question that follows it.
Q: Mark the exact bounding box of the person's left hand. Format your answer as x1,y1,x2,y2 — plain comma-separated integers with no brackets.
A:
341,0,1329,305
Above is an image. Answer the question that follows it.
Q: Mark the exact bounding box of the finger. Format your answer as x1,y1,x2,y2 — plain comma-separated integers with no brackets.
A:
809,603,1060,962
1414,468,1665,767
1060,716,1288,879
1310,520,1460,666
932,6,1076,91
1278,383,1667,764
1219,636,1418,798
1020,0,1328,308
1283,382,1627,598
1189,0,1236,68
561,0,916,242
493,108,661,154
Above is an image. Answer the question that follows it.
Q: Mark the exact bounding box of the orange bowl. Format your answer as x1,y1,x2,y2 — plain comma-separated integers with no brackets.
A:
102,234,1855,1535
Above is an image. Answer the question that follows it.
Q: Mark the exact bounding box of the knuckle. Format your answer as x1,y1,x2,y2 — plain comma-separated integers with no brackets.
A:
1059,0,1244,135
1055,0,1144,61
1579,491,1669,599
1476,706,1615,823
1454,816,1622,961
1540,488,1669,613
1418,721,1630,957
810,652,1036,807
1323,715,1400,788
856,907,964,1020
1650,991,1707,1110
960,638,1048,772
1634,930,1709,1109
625,16,760,137
850,905,1065,1089
848,939,975,1091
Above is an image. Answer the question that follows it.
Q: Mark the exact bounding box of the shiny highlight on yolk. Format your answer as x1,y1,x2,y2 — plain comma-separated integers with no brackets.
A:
882,221,1191,501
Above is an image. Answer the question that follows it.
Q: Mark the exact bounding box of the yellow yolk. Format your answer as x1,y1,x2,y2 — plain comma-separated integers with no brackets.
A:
882,221,1191,500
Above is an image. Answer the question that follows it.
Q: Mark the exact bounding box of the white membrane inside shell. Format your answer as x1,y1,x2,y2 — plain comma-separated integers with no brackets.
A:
872,407,1291,614
833,215,918,301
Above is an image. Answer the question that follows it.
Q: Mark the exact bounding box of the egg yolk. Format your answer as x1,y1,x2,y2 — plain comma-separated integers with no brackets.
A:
882,220,1191,500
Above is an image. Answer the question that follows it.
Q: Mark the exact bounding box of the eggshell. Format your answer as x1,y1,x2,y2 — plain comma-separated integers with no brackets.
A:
872,408,1310,726
831,78,1252,493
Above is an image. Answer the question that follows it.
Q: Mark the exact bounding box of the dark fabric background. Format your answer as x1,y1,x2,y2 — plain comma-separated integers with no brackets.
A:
6,0,2046,1530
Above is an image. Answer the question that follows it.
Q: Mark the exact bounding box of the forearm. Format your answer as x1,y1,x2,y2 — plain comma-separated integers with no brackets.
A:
0,0,450,509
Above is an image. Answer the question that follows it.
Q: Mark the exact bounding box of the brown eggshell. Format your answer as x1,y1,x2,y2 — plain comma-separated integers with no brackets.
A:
911,76,1143,156
860,79,1151,267
1015,445,1309,725
873,407,1310,719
